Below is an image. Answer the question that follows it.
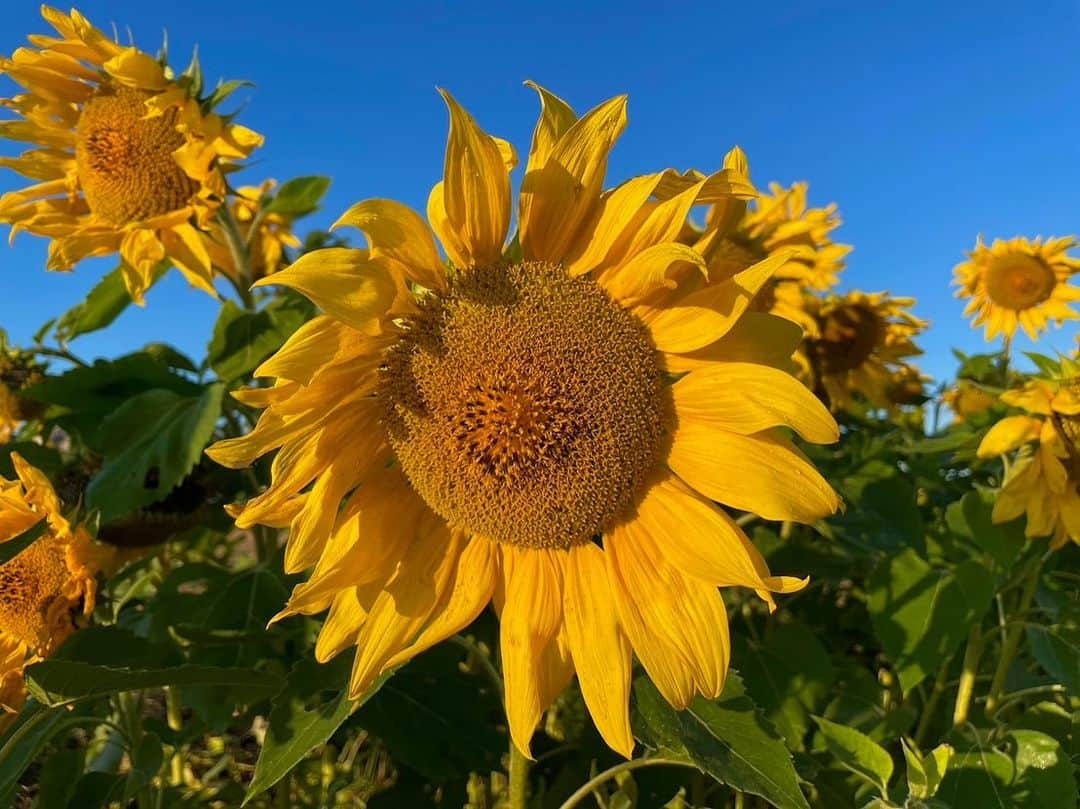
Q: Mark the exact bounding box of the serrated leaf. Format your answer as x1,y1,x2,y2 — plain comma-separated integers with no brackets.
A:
0,519,47,565
25,660,283,707
265,176,331,217
631,672,810,809
866,549,995,693
812,716,893,795
52,264,163,341
207,294,312,382
244,656,388,805
86,383,224,522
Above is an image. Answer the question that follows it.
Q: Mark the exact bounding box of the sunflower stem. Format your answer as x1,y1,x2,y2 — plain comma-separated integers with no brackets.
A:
951,624,981,728
507,743,529,809
914,660,950,746
217,205,256,311
557,758,692,809
165,687,184,786
985,555,1043,717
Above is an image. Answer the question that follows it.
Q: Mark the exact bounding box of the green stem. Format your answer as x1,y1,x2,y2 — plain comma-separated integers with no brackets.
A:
31,345,88,367
985,557,1043,717
450,634,504,705
165,687,184,786
952,624,982,728
508,743,529,809
734,791,746,809
558,758,693,809
217,206,256,310
915,662,949,746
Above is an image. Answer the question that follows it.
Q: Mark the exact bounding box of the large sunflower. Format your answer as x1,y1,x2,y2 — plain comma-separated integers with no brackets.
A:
954,236,1080,341
977,372,1080,548
804,290,927,412
0,6,263,302
0,452,111,716
208,85,841,758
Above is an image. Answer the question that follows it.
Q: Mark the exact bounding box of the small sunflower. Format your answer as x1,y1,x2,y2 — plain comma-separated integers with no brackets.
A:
804,290,927,412
954,236,1080,341
0,6,263,302
0,452,112,714
208,85,841,758
942,380,997,424
205,179,302,284
0,345,45,442
977,371,1080,548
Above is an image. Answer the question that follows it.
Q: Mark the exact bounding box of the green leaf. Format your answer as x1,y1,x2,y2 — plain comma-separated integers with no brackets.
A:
902,738,952,800
203,79,254,111
142,342,197,373
0,443,62,478
122,732,164,803
733,623,834,750
52,264,163,341
866,549,995,693
207,294,313,382
0,705,87,802
631,672,810,809
244,656,388,805
945,489,1025,570
25,660,283,707
0,519,47,565
812,716,893,795
34,747,83,808
838,459,925,554
86,383,224,522
265,176,331,217
937,730,1076,809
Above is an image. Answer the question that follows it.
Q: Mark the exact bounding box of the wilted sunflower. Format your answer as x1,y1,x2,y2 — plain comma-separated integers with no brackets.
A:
0,452,111,714
804,290,926,412
0,6,263,302
977,370,1080,548
205,180,301,284
954,236,1080,342
208,85,841,758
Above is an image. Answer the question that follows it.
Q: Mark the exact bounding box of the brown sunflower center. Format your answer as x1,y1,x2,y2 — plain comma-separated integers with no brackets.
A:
75,85,196,226
813,303,885,374
381,262,667,549
0,539,74,654
984,253,1056,310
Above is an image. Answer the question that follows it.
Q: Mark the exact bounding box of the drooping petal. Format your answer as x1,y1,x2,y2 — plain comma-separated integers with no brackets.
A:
563,542,634,757
332,198,447,291
976,415,1043,458
598,243,706,307
660,312,802,373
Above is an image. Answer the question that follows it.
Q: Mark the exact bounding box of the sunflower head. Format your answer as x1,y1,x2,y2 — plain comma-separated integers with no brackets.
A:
0,6,264,302
805,290,926,412
942,380,997,423
209,85,841,759
954,236,1080,341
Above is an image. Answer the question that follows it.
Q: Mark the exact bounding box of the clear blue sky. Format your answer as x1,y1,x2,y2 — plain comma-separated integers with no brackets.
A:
2,0,1078,385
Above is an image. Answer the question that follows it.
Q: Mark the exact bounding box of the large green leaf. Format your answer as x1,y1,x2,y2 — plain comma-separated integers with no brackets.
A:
811,716,893,795
244,656,388,805
265,176,331,217
207,293,312,382
866,548,995,693
631,672,810,809
0,704,89,803
937,730,1076,809
86,382,224,522
25,660,282,707
945,489,1025,570
52,264,164,342
838,459,926,554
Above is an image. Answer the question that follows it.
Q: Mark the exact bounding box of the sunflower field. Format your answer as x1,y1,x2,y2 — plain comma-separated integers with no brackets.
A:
0,7,1077,809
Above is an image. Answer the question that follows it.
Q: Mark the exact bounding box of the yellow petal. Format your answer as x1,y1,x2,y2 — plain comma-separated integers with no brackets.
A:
1001,383,1054,415
976,416,1043,458
314,588,369,663
161,223,217,297
630,471,807,610
563,173,665,278
499,546,563,758
598,242,707,307
103,47,168,91
563,543,634,758
606,520,730,706
332,199,447,291
673,361,838,444
434,90,510,269
520,94,628,262
253,248,397,333
669,424,840,523
522,82,577,175
661,312,802,373
636,251,789,353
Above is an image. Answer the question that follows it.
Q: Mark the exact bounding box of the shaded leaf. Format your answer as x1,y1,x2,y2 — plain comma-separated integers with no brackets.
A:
812,716,893,795
265,176,331,217
946,489,1025,571
52,264,163,342
0,519,47,565
207,294,312,382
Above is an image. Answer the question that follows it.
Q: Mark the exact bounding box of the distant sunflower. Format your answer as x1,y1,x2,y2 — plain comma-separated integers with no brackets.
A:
954,236,1080,341
977,372,1080,548
0,452,112,714
0,6,263,302
209,85,841,758
942,380,997,424
805,290,926,412
205,180,301,284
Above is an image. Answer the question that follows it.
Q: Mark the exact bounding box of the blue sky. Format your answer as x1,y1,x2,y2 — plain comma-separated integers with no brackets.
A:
2,0,1078,385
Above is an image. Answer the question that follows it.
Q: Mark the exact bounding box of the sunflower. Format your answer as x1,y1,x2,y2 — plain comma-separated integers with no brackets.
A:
0,345,45,442
0,6,263,302
954,236,1080,342
205,180,302,284
0,452,112,714
977,371,1080,548
804,290,926,412
942,380,997,424
208,86,841,757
